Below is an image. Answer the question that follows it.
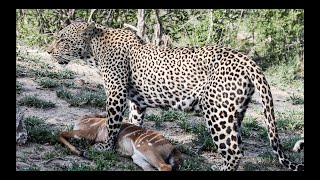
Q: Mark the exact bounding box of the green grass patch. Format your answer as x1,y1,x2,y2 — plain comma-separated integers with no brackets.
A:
16,49,75,79
16,48,42,63
24,116,59,144
242,116,268,141
61,80,75,88
276,111,304,131
192,123,217,152
243,161,262,171
21,165,40,171
67,157,139,171
280,135,302,151
175,115,193,133
18,95,55,108
67,138,93,151
67,161,94,171
265,63,303,93
178,155,213,171
86,148,118,161
16,64,28,77
56,88,106,108
117,160,140,171
36,77,60,88
161,110,189,122
176,144,198,157
56,88,73,99
286,94,304,105
64,143,140,171
89,151,118,171
160,112,216,151
145,114,164,129
44,151,61,160
243,142,303,171
242,151,283,171
97,84,104,89
257,151,276,161
243,159,278,171
31,68,75,79
16,81,23,94
175,142,213,171
287,151,304,162
146,110,189,126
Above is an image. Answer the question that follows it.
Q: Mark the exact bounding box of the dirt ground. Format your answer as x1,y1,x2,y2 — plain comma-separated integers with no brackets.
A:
16,47,304,171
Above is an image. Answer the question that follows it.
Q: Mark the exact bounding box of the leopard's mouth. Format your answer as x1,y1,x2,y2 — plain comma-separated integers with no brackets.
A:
50,56,70,65
51,54,76,65
58,61,69,65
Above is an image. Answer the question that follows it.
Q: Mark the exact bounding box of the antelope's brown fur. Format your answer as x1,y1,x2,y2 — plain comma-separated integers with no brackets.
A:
58,114,182,171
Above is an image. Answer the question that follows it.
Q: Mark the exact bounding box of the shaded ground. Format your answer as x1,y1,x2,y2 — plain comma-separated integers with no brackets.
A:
16,47,304,171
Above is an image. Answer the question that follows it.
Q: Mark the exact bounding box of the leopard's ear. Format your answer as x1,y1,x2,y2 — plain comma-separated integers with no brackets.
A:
78,21,96,38
64,19,72,27
86,21,96,30
64,18,85,27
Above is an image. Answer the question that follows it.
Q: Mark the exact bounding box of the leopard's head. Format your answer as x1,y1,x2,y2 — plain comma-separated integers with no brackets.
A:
47,19,96,66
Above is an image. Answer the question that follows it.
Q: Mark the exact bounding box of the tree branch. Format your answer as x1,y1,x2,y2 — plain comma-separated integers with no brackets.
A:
152,9,164,46
136,9,146,39
123,23,138,31
206,9,213,44
88,9,97,23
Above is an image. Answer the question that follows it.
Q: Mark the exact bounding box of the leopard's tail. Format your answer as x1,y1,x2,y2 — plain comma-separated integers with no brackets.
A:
293,139,304,153
246,58,304,171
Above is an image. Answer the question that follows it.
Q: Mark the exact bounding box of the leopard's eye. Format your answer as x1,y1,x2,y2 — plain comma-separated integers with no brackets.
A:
58,38,68,43
56,33,67,40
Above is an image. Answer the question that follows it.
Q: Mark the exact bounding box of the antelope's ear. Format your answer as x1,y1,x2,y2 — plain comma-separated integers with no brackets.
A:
78,21,96,37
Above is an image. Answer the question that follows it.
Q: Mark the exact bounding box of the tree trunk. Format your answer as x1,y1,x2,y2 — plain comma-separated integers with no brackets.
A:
88,9,96,22
56,9,64,30
105,9,114,26
153,9,163,46
124,9,129,24
206,9,213,44
299,30,304,78
137,9,148,42
68,9,75,20
35,9,45,34
19,9,24,20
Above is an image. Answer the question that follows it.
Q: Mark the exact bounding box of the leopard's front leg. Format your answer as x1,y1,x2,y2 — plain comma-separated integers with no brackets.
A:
93,56,129,152
93,86,128,152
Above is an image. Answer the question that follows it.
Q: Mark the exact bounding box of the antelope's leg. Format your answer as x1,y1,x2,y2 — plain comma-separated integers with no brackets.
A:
58,130,93,157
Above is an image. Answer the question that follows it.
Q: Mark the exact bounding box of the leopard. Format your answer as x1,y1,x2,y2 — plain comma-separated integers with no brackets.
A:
47,19,304,171
59,113,182,171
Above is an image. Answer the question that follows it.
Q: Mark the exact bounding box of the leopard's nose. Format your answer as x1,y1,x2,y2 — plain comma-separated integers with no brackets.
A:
47,45,54,54
47,48,52,54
